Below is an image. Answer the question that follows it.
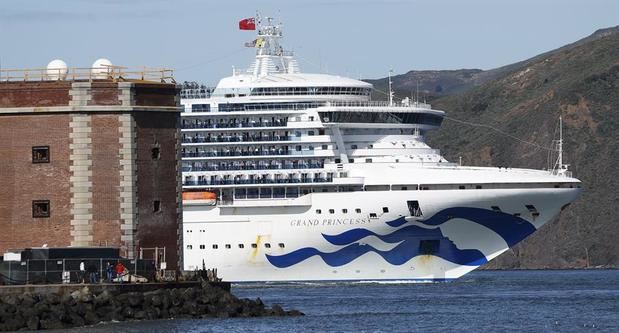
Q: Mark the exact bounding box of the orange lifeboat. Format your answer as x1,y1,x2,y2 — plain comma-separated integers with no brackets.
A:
182,191,217,205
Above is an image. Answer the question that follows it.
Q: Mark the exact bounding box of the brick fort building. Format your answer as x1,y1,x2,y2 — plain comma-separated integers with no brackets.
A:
0,65,182,269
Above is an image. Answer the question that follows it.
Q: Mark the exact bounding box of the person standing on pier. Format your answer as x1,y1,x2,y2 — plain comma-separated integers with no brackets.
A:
79,261,85,284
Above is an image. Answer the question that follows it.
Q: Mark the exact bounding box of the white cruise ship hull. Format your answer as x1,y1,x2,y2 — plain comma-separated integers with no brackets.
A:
183,185,581,282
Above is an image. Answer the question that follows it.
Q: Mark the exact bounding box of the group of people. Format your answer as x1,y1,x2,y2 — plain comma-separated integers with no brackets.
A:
78,261,128,284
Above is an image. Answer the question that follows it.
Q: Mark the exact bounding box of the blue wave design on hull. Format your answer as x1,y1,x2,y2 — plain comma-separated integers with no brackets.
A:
266,207,537,269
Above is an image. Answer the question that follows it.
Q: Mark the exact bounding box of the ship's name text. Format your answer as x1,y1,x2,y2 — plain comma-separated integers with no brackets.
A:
290,217,370,227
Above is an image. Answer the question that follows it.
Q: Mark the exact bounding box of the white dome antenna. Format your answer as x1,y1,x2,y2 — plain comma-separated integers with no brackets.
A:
46,59,68,80
91,58,113,79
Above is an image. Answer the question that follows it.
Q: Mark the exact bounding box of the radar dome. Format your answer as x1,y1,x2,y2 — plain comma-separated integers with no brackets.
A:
91,58,113,79
46,59,68,80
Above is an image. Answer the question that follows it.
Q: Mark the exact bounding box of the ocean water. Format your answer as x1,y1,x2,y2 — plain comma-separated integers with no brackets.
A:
52,270,619,332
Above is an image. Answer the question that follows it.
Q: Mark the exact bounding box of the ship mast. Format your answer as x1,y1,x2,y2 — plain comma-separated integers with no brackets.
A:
388,69,394,106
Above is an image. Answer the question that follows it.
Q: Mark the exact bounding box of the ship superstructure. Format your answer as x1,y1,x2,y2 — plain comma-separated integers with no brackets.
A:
179,16,581,282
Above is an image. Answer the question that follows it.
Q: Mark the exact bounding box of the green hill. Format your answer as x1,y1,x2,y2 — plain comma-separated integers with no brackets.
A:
388,26,619,268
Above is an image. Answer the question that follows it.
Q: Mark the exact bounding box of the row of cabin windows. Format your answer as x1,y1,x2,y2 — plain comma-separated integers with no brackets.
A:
315,207,389,215
187,243,285,250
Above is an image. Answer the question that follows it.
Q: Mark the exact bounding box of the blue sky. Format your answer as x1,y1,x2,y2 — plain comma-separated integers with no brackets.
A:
0,0,617,84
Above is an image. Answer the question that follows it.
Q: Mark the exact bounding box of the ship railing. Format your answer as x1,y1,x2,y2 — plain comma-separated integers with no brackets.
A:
182,150,294,158
0,66,175,83
324,101,432,109
182,162,324,172
181,120,288,129
182,135,292,144
183,177,332,186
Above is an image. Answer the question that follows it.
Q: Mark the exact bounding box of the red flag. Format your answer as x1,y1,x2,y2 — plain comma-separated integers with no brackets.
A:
239,18,256,30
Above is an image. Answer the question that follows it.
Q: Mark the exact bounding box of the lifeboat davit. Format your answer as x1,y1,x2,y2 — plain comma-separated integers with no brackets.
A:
182,191,217,206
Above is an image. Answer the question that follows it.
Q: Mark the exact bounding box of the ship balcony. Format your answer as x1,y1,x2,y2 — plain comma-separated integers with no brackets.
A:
182,162,325,172
181,120,288,129
183,177,333,187
182,151,335,160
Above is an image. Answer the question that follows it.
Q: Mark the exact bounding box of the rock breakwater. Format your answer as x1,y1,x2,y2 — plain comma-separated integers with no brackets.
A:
0,281,302,331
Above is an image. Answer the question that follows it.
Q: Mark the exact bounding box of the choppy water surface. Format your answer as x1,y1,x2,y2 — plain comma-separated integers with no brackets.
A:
53,270,619,332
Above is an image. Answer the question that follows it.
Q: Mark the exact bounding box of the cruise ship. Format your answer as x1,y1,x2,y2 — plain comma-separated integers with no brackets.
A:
180,16,582,282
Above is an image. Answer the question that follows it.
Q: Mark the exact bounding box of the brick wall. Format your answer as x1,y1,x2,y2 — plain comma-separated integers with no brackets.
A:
91,114,122,246
134,112,181,269
0,114,72,251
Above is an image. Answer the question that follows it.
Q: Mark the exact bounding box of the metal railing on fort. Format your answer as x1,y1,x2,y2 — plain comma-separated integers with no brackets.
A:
0,66,175,83
0,258,156,285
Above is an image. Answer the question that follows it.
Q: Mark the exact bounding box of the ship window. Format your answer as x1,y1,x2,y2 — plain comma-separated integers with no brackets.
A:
351,144,358,149
32,200,50,218
365,158,372,163
319,129,325,135
308,131,315,136
349,158,354,163
278,243,285,248
342,209,348,213
199,245,205,249
186,245,193,250
459,185,466,190
265,243,271,248
212,244,218,249
369,213,378,219
296,145,302,151
316,209,322,214
295,131,302,137
491,206,502,212
356,208,361,213
335,158,341,163
309,146,314,151
476,185,482,189
32,146,50,163
225,244,231,249
526,204,540,217
322,145,328,150
382,207,389,213
251,243,257,248
419,240,439,255
329,209,335,214
407,200,423,217
309,116,314,121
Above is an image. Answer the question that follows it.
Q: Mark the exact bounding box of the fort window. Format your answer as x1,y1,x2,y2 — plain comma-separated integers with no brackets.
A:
32,200,50,218
32,146,50,163
153,200,161,213
419,240,439,255
151,146,161,160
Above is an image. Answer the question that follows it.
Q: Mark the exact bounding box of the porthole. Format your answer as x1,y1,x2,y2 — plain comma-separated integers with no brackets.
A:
265,243,271,248
278,243,285,248
212,244,218,249
225,244,231,249
251,243,257,248
238,244,245,249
